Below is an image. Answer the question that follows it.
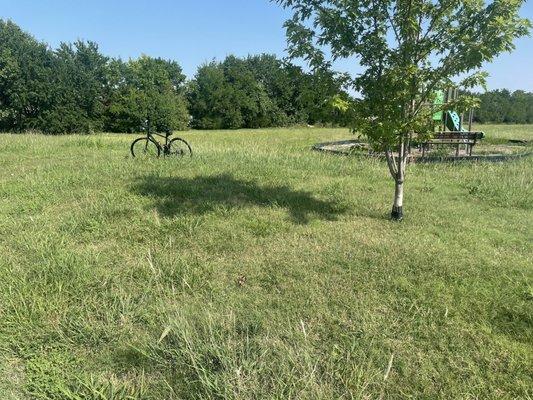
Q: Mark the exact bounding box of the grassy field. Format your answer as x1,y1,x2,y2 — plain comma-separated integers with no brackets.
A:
0,124,532,399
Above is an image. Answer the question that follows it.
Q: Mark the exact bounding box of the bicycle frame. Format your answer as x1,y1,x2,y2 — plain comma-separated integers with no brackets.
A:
146,131,172,151
142,119,171,151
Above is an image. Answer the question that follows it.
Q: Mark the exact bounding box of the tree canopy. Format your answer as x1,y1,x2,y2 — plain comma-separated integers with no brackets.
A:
0,20,55,132
105,56,189,133
0,20,353,134
472,89,533,123
187,54,350,130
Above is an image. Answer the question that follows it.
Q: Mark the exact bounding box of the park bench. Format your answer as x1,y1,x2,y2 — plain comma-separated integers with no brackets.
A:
421,131,484,157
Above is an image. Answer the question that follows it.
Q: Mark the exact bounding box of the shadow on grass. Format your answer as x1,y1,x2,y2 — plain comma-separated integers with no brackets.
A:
132,173,346,224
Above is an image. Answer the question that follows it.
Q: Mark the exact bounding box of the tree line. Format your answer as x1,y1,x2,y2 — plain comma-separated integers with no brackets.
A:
1,20,531,134
471,89,533,124
0,20,352,134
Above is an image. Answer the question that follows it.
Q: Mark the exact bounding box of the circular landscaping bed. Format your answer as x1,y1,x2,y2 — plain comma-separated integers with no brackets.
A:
313,139,532,163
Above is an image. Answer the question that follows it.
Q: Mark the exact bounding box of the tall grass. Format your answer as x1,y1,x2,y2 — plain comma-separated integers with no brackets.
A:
0,125,532,399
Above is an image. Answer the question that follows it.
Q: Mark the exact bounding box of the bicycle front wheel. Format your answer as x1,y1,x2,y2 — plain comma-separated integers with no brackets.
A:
168,138,192,158
131,137,160,159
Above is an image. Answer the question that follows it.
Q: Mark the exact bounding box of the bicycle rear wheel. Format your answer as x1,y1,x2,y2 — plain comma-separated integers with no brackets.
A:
131,137,160,159
168,137,192,158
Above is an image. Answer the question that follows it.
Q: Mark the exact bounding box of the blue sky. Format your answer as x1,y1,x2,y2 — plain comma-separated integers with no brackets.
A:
1,0,532,91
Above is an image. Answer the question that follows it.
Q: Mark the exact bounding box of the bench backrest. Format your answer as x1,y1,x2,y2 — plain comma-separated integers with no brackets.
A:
433,131,484,141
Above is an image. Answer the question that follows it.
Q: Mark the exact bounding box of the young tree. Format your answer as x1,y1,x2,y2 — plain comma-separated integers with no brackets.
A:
275,0,530,219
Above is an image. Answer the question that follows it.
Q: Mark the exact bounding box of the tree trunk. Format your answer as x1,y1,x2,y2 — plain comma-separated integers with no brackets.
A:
389,135,408,221
391,178,404,220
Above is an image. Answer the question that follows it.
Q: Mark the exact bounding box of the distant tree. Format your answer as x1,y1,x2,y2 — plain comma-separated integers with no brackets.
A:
245,54,294,125
188,56,282,129
0,22,110,134
507,90,530,123
0,19,54,132
40,40,108,134
188,54,352,129
475,89,510,123
105,55,189,133
187,62,233,129
471,89,533,124
293,67,352,125
223,55,282,128
276,0,530,220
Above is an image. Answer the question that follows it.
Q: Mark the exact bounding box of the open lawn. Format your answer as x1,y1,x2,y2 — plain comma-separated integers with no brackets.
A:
0,125,532,399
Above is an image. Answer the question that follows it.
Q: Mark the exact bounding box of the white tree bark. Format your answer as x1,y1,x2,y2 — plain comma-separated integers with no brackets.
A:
392,178,404,220
390,135,408,220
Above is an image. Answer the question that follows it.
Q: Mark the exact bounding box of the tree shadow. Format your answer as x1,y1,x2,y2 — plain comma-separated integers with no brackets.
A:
132,173,346,224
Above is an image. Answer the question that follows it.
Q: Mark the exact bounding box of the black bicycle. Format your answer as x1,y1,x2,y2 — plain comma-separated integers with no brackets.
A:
131,121,192,159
